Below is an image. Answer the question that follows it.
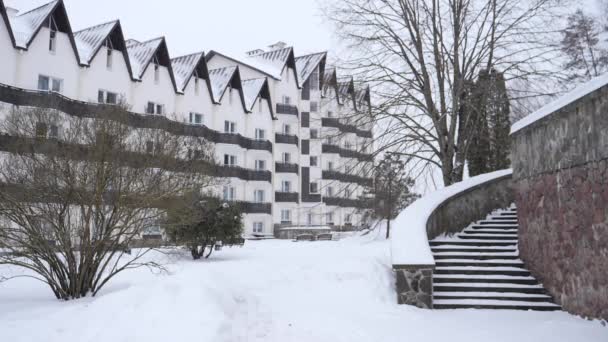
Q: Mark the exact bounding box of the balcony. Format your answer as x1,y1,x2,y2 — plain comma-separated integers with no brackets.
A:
275,133,299,146
275,162,299,174
322,117,372,138
302,193,322,203
276,103,299,116
215,165,272,182
275,192,299,203
233,201,272,214
0,83,273,153
323,197,369,209
322,170,373,187
322,144,373,161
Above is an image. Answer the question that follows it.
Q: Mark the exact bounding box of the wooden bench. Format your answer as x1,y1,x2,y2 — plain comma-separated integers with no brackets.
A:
316,233,333,241
294,234,315,242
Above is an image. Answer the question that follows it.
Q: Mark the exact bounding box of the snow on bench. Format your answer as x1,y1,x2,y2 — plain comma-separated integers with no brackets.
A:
391,169,513,268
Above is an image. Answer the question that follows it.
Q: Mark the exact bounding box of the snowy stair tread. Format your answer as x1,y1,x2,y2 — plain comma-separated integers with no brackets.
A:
430,206,561,311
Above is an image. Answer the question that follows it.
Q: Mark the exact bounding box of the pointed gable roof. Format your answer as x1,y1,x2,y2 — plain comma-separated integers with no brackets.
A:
208,66,247,111
248,46,300,88
171,52,214,98
338,76,356,107
323,67,339,101
8,0,80,63
241,78,275,118
0,0,17,47
126,37,178,91
295,52,326,87
355,85,371,111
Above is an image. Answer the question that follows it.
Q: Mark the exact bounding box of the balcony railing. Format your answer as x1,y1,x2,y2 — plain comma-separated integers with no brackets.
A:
321,144,373,161
302,193,322,203
322,117,372,138
323,197,369,209
275,162,299,174
217,165,272,182
232,201,272,214
0,83,273,153
276,103,299,116
275,133,299,146
322,170,373,187
275,192,299,203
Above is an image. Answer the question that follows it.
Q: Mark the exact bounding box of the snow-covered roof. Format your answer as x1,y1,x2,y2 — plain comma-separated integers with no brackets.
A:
391,169,513,267
248,46,300,87
208,66,238,103
206,50,283,80
0,0,16,47
126,37,164,80
295,52,326,86
241,78,267,111
511,73,608,134
74,20,116,65
337,79,354,105
171,52,204,91
355,85,370,110
8,0,57,48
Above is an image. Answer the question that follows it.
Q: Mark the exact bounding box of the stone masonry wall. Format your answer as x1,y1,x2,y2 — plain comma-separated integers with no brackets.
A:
511,85,608,320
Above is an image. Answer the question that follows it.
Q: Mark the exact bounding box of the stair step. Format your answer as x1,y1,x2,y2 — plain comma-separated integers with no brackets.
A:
434,295,554,303
462,230,518,235
470,225,518,229
434,300,560,311
433,254,520,260
479,220,518,224
431,248,517,253
433,277,539,285
435,261,525,268
434,284,547,294
434,291,550,298
457,235,518,240
430,241,517,247
434,269,531,277
489,217,520,221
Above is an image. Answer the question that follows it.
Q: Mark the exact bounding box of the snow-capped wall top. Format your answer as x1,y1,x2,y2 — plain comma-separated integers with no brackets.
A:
74,20,117,65
391,169,513,267
511,73,608,134
208,66,238,103
171,52,205,91
295,52,326,86
126,37,164,80
241,78,266,111
8,0,57,48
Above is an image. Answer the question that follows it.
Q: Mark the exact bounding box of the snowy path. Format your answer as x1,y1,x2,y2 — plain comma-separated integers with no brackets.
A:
0,234,606,342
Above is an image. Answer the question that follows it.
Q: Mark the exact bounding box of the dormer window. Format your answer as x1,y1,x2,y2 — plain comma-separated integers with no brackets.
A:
48,17,58,53
153,56,160,84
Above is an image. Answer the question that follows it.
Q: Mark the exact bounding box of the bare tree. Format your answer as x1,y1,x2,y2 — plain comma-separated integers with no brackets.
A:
326,0,565,186
0,103,216,300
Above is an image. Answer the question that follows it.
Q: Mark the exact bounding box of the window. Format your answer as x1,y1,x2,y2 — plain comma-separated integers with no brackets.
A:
310,101,318,113
106,48,113,70
255,160,266,170
326,212,334,224
344,141,352,150
228,87,234,104
253,222,264,234
310,156,318,167
310,129,318,139
307,213,313,225
326,186,334,197
281,181,291,193
325,136,334,145
146,102,164,115
327,161,334,171
223,186,236,201
224,154,237,167
224,121,236,134
189,112,204,125
327,111,333,118
38,75,62,93
344,187,352,198
259,99,264,113
282,152,291,164
345,214,352,224
310,70,319,90
98,90,118,104
254,190,265,203
48,125,59,139
282,124,291,135
282,95,291,105
194,73,200,95
281,209,291,223
310,182,319,194
255,128,266,140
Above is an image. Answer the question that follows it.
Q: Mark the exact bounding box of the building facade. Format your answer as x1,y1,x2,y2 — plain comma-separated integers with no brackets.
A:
0,0,374,237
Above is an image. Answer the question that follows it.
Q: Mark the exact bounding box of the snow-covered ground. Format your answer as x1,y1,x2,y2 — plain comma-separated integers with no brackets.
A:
1,231,606,342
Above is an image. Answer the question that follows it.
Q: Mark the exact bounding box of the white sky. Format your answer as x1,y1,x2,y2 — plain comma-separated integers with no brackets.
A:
6,0,339,58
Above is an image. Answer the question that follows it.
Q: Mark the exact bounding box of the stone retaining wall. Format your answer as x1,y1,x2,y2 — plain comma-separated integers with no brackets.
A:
511,85,608,320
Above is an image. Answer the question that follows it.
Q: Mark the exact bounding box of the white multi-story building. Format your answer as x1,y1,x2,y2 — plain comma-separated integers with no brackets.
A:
0,0,374,237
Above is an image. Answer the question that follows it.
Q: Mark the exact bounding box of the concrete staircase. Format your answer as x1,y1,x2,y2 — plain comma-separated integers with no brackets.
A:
430,206,561,311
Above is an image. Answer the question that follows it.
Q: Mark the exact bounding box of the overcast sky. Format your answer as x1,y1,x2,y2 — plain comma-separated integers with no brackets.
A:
6,0,339,58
